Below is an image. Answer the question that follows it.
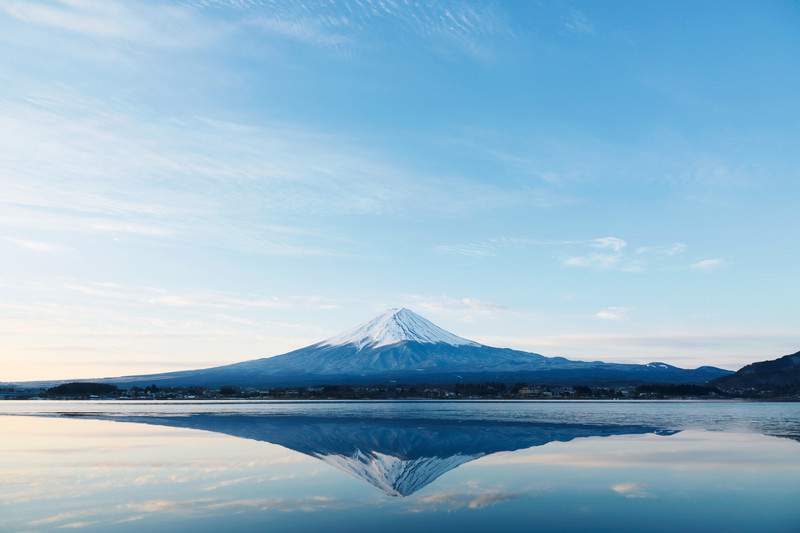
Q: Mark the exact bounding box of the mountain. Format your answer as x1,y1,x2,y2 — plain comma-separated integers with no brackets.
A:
62,413,675,496
713,350,800,394
15,307,731,388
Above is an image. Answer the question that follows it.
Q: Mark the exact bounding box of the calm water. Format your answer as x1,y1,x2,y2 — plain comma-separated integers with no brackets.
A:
1,401,799,532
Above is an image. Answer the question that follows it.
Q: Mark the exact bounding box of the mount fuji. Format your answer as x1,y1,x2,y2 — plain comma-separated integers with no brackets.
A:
21,307,732,388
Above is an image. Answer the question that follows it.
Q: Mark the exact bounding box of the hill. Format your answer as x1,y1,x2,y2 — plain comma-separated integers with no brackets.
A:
714,350,800,395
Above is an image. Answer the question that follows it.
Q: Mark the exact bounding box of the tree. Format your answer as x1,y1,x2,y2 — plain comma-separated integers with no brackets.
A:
219,385,239,396
46,382,118,397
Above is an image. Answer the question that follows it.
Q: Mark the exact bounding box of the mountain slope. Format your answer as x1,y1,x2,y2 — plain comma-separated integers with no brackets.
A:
714,350,800,393
12,308,732,388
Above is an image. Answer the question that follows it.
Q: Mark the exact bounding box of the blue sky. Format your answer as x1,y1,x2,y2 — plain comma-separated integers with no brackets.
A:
1,0,799,380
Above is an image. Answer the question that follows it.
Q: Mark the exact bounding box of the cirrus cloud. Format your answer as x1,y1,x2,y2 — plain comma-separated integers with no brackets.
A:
594,307,631,321
691,258,724,271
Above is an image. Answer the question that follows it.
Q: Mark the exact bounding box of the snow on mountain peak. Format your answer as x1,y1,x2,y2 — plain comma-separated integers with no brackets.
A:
646,362,674,370
319,307,479,350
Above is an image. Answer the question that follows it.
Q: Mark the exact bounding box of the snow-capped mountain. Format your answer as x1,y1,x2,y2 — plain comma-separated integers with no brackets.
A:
15,307,732,388
320,307,478,349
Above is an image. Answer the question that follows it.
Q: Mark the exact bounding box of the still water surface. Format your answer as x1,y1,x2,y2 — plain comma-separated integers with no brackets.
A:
1,401,799,532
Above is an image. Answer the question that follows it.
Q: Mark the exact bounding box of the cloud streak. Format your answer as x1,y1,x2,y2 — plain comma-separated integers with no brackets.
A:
0,280,342,380
232,0,513,59
594,307,630,321
0,0,217,47
2,0,513,60
691,258,724,271
438,235,687,273
474,331,800,370
1,90,569,258
399,295,508,323
4,237,68,253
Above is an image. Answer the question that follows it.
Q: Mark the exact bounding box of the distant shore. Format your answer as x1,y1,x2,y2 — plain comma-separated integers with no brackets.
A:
2,381,797,401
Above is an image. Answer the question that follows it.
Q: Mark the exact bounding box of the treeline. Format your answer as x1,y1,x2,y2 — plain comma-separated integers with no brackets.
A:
207,383,638,400
4,381,736,400
45,382,119,397
633,383,724,398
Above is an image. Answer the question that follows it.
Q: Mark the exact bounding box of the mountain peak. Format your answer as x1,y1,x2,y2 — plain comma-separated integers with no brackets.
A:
319,307,479,350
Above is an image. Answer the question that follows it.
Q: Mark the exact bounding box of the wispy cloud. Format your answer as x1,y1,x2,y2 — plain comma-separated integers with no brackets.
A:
563,8,594,35
436,236,627,258
400,295,507,323
564,253,635,270
58,281,341,312
124,499,186,513
434,242,498,257
1,0,517,63
691,258,725,271
56,520,97,529
474,331,800,369
29,510,97,527
594,307,631,321
592,236,627,252
149,292,340,311
0,0,217,47
636,243,687,256
239,0,512,59
0,280,341,380
563,237,635,270
4,237,68,253
438,235,685,273
0,92,390,255
249,16,350,47
1,89,579,259
565,238,689,272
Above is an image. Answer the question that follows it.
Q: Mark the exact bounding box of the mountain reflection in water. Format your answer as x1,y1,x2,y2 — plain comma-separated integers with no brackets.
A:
95,414,677,496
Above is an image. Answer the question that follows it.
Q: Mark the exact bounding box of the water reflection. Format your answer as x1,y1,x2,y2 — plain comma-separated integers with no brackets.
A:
2,404,800,532
77,414,676,496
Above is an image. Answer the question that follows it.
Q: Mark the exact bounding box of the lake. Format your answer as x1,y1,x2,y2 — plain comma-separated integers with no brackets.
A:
1,401,799,532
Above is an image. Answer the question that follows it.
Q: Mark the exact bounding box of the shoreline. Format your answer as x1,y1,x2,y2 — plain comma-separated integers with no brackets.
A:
2,397,797,403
